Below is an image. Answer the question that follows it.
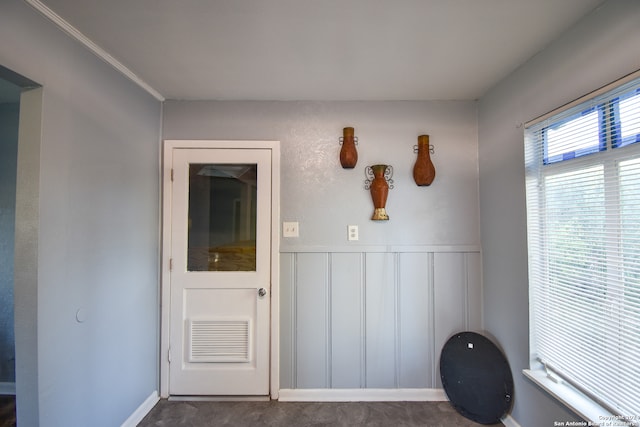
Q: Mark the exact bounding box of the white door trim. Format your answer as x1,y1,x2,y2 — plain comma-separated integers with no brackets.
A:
160,140,280,399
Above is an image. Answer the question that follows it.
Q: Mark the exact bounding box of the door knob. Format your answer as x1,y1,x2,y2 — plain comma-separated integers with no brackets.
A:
258,288,267,297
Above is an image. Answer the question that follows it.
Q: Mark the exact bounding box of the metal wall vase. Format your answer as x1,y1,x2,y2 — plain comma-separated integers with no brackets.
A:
365,164,393,221
413,134,436,186
339,127,358,168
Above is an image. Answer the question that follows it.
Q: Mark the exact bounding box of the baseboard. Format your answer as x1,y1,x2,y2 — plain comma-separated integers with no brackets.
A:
501,414,522,427
278,388,447,402
0,382,16,395
120,390,159,427
169,395,270,402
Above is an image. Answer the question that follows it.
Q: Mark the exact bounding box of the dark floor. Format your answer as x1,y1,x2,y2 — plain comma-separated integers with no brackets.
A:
0,396,16,427
137,400,504,427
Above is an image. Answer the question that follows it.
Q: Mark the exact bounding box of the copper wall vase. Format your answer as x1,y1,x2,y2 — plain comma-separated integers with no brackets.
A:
339,127,358,168
413,135,436,186
365,164,393,220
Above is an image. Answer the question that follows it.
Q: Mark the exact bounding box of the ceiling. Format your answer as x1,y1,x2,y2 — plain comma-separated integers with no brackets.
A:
31,0,605,101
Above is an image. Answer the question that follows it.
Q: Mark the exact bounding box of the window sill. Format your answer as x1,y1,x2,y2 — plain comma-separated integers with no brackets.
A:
523,369,630,426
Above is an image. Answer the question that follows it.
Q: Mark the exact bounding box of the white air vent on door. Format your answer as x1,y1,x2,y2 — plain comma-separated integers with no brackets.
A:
189,319,251,363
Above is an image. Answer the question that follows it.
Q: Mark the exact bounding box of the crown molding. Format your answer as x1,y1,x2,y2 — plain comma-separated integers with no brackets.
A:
23,0,165,101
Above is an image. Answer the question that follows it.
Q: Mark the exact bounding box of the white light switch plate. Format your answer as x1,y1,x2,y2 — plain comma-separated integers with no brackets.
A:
283,221,299,238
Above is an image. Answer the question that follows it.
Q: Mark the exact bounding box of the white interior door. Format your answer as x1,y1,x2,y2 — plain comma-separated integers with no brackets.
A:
168,147,271,396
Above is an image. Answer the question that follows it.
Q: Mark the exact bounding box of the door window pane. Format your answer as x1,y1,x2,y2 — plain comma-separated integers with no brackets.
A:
187,164,257,271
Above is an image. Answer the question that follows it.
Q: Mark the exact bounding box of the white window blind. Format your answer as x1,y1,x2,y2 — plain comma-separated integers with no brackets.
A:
525,75,640,421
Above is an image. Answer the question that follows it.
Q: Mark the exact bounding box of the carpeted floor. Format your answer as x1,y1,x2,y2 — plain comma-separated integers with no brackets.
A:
137,400,504,427
0,396,16,427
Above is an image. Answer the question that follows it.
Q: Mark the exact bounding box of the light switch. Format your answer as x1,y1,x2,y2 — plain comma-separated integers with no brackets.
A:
348,225,359,241
283,221,299,238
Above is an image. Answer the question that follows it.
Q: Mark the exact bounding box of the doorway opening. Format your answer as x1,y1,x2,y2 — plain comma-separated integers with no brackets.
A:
0,74,21,394
0,64,42,427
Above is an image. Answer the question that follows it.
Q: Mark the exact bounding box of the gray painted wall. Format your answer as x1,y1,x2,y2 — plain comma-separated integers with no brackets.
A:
0,1,162,426
163,100,482,389
0,102,19,384
163,101,479,248
477,1,640,426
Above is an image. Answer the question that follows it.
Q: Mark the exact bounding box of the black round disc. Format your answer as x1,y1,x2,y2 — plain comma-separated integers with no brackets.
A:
439,332,514,425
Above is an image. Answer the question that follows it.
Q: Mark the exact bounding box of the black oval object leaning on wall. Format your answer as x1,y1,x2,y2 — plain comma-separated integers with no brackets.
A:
440,331,514,425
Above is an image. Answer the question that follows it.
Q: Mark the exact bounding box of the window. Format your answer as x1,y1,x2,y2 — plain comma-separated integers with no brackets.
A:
525,74,640,423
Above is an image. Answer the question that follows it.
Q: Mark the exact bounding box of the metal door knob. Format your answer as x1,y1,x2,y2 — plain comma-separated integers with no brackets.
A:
258,288,267,297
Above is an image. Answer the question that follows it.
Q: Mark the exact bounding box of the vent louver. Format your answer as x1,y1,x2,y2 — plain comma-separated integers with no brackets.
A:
189,319,250,363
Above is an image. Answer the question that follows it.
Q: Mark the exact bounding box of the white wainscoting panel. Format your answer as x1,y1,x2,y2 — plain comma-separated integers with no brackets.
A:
279,253,295,389
365,252,397,388
295,253,329,388
330,252,364,388
280,246,482,391
398,252,433,388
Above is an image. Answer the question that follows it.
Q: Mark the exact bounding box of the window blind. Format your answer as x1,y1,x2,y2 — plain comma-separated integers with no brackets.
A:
525,75,640,420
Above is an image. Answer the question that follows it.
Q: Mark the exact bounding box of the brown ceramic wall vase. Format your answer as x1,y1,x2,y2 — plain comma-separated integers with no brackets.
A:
339,127,358,168
413,134,436,186
365,164,393,220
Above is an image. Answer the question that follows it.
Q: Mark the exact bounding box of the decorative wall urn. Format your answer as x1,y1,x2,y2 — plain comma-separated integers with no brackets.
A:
413,134,436,186
365,164,393,221
339,127,358,168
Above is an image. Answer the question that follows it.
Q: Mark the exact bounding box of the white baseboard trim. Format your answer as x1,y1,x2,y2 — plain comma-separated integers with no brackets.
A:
501,414,522,427
169,395,270,402
0,382,16,395
278,388,447,402
120,390,160,427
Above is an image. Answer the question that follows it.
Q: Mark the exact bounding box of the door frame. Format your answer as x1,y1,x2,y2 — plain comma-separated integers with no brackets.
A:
160,140,280,399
